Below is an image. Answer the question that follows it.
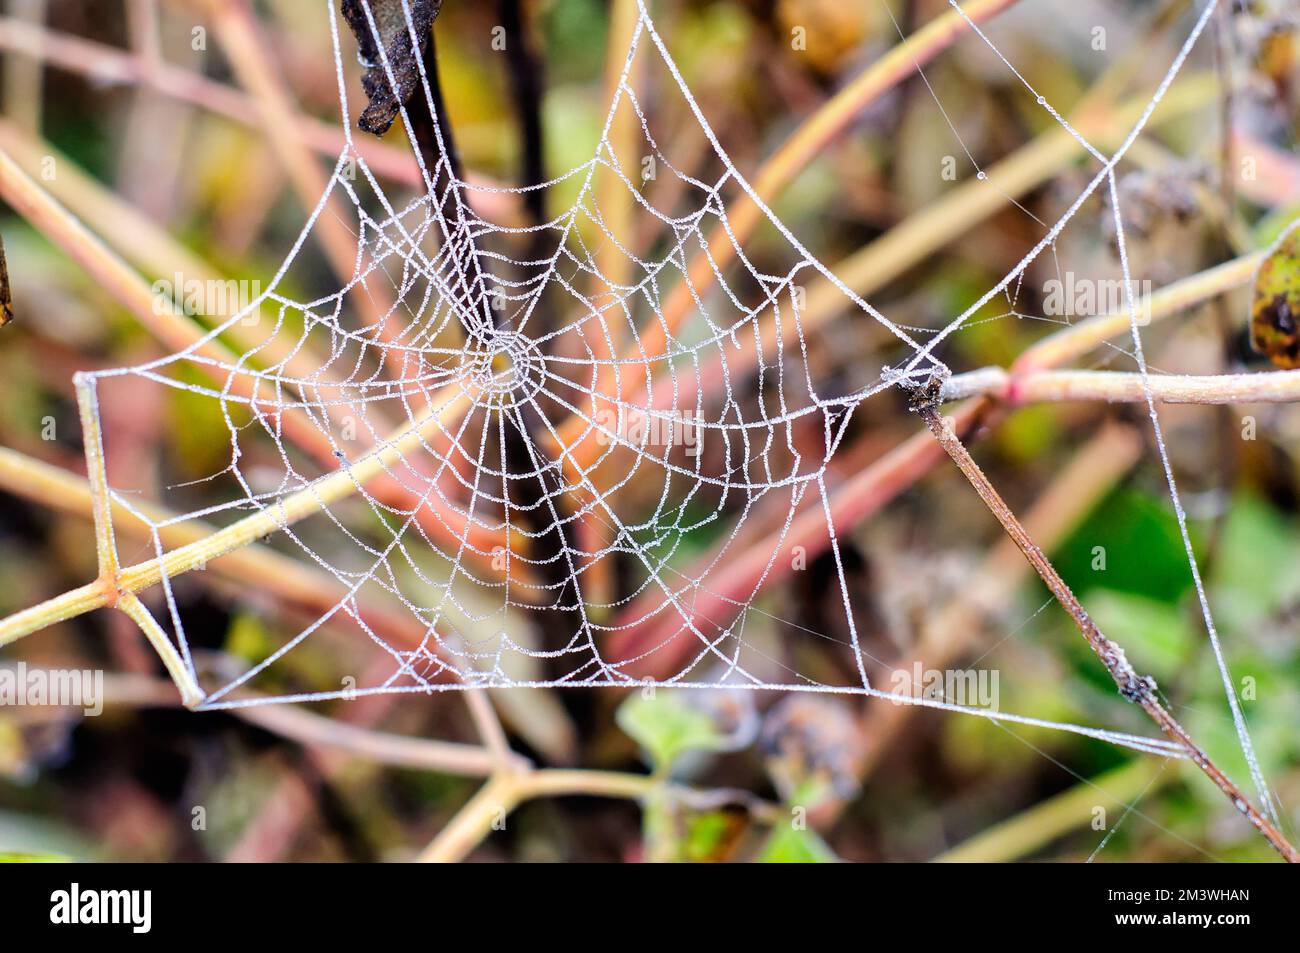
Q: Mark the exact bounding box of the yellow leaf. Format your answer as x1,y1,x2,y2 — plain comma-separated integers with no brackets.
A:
1250,220,1300,368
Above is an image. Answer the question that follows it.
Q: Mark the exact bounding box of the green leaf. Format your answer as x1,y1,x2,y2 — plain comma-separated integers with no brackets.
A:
757,823,839,863
226,612,273,664
1054,489,1190,603
1087,590,1192,681
1212,494,1300,623
682,811,737,863
616,692,726,772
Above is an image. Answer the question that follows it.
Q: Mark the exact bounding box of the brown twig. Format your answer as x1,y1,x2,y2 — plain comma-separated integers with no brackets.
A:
857,421,1144,780
909,375,1299,863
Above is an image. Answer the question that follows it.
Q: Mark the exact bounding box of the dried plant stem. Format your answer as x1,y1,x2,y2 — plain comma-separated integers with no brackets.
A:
419,772,522,862
1013,252,1264,373
0,119,215,285
6,669,514,776
0,383,472,649
125,0,162,74
942,366,1300,405
0,141,507,559
1232,131,1300,208
0,426,527,760
418,769,651,862
913,388,1299,863
0,148,229,359
596,0,644,308
708,77,1217,419
115,593,204,708
202,0,379,308
0,146,319,440
73,344,202,710
2,0,45,132
0,439,452,684
577,0,645,614
234,699,524,777
198,3,512,561
418,767,770,862
0,14,401,182
0,400,514,759
74,376,118,579
0,447,413,630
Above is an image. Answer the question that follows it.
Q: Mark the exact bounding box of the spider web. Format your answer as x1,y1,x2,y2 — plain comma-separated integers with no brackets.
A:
76,0,1274,774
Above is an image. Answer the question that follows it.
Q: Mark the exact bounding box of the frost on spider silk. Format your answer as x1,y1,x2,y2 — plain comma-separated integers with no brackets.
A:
68,1,1249,777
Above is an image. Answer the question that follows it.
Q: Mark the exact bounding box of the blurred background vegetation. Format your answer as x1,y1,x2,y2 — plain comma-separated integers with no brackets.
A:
0,0,1298,861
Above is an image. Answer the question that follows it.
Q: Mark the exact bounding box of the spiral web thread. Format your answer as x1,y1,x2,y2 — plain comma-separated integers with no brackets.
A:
75,0,1278,773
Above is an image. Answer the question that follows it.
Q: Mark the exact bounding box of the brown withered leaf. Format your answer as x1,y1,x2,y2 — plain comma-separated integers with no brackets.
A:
0,233,13,328
340,0,443,136
1250,220,1300,369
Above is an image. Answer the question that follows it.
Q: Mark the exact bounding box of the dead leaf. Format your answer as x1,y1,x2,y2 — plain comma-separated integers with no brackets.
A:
340,0,444,136
1250,220,1300,369
0,234,12,328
